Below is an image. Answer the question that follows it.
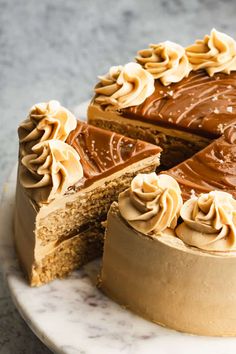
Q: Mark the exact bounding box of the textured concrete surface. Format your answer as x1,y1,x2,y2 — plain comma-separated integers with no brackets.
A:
1,0,236,352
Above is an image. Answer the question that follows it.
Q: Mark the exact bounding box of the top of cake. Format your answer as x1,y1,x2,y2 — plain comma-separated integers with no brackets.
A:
17,100,161,205
91,29,236,138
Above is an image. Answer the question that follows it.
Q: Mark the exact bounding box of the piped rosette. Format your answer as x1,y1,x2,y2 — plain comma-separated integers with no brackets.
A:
118,173,183,235
18,100,83,204
94,62,155,110
136,41,191,86
176,191,236,252
186,28,236,76
20,140,83,204
18,100,77,156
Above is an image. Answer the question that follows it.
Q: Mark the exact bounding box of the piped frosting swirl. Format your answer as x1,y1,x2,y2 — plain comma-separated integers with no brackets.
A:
20,139,83,204
176,191,236,251
118,173,183,235
136,41,191,86
186,29,236,76
18,100,77,156
94,63,155,110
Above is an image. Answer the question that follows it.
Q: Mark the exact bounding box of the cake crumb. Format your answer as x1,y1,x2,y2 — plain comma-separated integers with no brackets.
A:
168,90,173,96
227,106,233,113
213,108,219,114
227,85,232,89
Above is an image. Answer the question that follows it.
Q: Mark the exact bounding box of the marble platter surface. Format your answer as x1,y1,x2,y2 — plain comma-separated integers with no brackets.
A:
1,102,236,354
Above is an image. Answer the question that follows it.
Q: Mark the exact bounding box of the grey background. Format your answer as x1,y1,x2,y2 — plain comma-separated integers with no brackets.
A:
0,0,236,352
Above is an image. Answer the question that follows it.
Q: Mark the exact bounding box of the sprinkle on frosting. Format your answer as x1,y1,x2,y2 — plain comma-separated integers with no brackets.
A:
118,173,183,235
94,62,155,110
136,41,191,86
176,191,236,252
186,29,236,76
20,139,83,204
18,100,77,156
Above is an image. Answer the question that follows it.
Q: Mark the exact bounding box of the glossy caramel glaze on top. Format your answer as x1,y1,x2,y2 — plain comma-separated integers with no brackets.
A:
166,125,236,200
123,70,236,138
66,121,161,189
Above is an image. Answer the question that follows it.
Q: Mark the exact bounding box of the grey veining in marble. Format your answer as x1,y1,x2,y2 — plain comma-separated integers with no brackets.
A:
1,0,236,353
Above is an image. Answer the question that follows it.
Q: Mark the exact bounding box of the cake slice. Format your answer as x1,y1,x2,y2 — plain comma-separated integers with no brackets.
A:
88,30,236,168
165,125,236,200
14,100,161,286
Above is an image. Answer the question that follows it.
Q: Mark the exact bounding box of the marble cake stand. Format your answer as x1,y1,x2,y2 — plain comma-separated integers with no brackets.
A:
1,103,236,354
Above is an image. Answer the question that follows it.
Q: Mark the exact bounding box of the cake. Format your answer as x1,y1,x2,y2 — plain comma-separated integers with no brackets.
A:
14,28,236,336
96,29,236,336
88,29,236,169
100,171,236,336
14,100,161,286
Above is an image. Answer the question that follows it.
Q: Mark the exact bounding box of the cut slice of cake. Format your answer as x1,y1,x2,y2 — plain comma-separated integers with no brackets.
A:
88,29,236,169
164,125,236,200
14,100,161,286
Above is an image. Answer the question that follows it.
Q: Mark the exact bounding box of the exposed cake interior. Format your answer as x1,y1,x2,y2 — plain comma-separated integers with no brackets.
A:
15,116,161,286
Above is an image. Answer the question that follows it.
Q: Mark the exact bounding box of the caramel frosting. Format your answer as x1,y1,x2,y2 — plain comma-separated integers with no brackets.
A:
136,41,191,86
186,29,236,76
20,139,83,203
94,63,155,109
122,70,236,138
166,125,236,200
66,121,161,189
18,100,77,156
118,173,182,235
176,191,236,252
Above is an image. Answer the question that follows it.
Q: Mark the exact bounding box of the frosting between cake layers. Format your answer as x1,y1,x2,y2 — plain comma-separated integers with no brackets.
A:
136,41,191,85
176,190,236,252
20,139,83,204
186,29,236,76
94,63,155,109
118,173,182,235
18,100,77,156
